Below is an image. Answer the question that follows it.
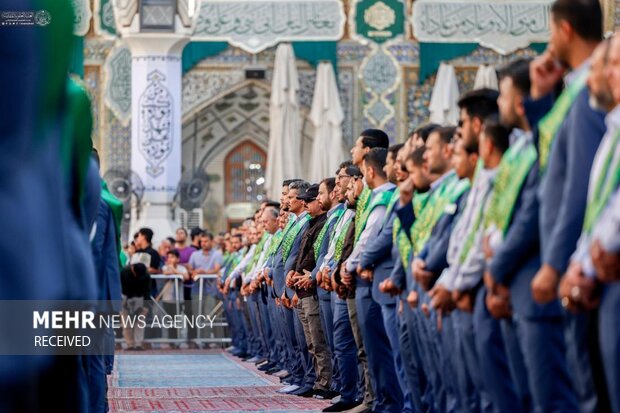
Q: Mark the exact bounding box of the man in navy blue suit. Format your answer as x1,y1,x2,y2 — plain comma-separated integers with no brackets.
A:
342,148,401,413
358,143,414,413
527,2,608,412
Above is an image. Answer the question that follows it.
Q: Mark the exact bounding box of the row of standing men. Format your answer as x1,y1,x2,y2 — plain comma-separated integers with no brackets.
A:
216,4,620,412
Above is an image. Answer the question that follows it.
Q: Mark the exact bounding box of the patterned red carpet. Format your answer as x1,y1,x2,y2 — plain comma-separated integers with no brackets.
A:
108,349,330,412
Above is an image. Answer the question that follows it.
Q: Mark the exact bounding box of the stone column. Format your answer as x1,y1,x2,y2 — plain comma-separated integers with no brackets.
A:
112,1,197,242
126,35,186,241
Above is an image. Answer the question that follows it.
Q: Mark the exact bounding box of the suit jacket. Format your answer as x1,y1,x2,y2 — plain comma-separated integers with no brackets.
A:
489,162,561,318
283,219,311,298
314,205,344,300
360,211,398,305
535,87,606,274
91,198,122,312
294,213,328,298
334,220,356,291
418,189,469,286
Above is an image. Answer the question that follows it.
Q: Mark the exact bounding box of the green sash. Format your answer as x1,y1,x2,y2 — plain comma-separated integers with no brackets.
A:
583,129,620,233
393,191,431,267
267,229,284,257
410,174,469,254
382,188,401,226
281,214,311,262
355,189,394,243
354,186,372,232
247,233,269,273
484,138,538,234
538,70,588,172
314,207,345,261
334,219,353,262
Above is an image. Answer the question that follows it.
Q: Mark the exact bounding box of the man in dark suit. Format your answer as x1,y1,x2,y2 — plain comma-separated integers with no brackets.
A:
358,144,414,413
527,2,607,412
342,148,402,413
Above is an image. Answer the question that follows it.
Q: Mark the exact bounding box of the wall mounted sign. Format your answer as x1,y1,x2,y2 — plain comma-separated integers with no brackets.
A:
193,0,346,53
412,0,553,54
351,0,405,44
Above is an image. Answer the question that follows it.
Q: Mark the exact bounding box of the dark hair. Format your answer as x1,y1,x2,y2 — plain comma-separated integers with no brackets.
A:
337,160,353,174
407,146,426,167
458,88,499,121
417,123,440,143
166,237,175,245
321,177,337,193
138,228,154,244
360,129,390,149
232,234,243,241
432,127,457,145
167,249,180,258
190,227,204,240
388,143,404,159
201,232,214,240
498,59,532,96
289,180,310,195
265,201,281,209
283,178,302,187
551,0,602,42
482,117,511,154
345,164,363,178
362,148,388,179
176,227,188,236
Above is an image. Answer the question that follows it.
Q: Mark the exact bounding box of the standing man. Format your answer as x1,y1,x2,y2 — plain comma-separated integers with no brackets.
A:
319,164,362,412
563,35,620,413
271,180,314,395
343,148,402,413
528,2,607,412
289,183,335,399
188,233,223,344
358,143,414,413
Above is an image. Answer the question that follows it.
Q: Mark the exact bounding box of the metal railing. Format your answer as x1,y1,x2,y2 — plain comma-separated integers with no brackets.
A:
116,273,231,346
195,274,231,344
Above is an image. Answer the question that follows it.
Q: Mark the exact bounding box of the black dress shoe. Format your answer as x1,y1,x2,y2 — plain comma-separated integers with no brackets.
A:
254,358,268,366
258,362,276,371
266,366,281,375
293,388,315,398
313,389,340,400
322,401,362,412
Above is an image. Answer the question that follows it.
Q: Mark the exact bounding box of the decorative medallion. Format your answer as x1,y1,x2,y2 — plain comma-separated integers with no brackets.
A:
94,0,117,39
361,49,399,94
72,0,92,35
139,70,173,177
359,45,400,128
365,2,395,31
104,44,132,126
351,0,404,44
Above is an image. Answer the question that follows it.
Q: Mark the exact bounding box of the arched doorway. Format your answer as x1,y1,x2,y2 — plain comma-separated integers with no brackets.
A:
224,140,267,229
